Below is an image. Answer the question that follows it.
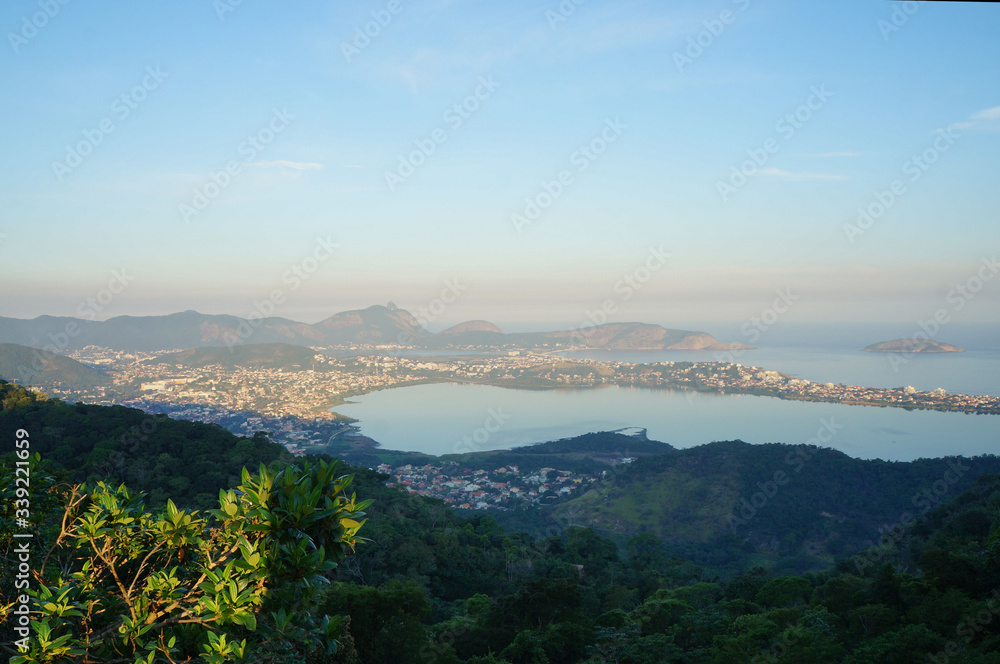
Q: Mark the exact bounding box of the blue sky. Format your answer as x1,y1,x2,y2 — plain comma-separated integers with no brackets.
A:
1,0,998,332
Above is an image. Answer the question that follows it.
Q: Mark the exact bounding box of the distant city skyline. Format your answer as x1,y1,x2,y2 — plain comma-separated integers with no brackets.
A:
2,1,998,327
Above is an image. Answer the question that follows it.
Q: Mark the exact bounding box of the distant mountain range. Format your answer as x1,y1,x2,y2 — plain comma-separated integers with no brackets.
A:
864,338,965,353
0,303,749,353
0,343,111,389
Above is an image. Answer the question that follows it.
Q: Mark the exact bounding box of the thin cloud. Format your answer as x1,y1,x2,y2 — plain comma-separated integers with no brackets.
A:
757,168,848,181
810,151,863,158
788,150,863,158
251,160,324,171
945,105,1000,132
972,105,1000,121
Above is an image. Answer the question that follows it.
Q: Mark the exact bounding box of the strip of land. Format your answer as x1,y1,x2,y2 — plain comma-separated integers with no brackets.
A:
4,346,986,460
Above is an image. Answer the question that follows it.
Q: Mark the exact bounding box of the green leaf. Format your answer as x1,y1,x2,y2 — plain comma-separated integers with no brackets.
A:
233,611,257,630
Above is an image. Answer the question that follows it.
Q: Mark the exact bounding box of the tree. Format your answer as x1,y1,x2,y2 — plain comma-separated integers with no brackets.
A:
843,623,945,664
2,457,370,663
630,597,692,636
709,614,779,663
755,576,812,608
320,580,434,664
500,630,550,664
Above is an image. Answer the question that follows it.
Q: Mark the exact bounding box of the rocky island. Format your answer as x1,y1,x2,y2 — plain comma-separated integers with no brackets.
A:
863,338,965,353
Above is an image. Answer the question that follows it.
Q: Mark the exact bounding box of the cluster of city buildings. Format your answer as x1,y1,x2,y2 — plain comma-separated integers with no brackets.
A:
117,398,350,456
378,462,598,510
60,348,622,417
51,346,1000,445
614,362,1000,414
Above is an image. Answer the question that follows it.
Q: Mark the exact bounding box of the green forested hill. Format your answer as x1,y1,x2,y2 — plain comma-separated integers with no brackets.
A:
0,378,288,508
0,342,111,389
271,454,1000,664
144,341,327,370
554,439,1000,569
440,431,675,472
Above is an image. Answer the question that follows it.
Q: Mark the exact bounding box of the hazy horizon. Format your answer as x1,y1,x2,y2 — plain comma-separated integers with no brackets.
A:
3,302,999,353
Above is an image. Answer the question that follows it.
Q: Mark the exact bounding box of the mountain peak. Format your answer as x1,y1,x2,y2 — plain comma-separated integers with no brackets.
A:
440,320,504,335
312,303,428,341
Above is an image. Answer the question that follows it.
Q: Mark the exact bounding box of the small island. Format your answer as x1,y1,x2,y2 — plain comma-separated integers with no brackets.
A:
863,338,965,353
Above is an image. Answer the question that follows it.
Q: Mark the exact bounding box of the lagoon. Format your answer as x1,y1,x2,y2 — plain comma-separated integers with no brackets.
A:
332,382,1000,462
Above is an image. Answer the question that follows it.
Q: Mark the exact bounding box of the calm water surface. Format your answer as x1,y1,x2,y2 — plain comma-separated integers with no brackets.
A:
333,324,1000,461
332,382,1000,462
